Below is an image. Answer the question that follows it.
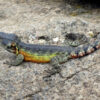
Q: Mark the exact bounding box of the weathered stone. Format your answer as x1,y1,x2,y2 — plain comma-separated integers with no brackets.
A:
0,0,100,100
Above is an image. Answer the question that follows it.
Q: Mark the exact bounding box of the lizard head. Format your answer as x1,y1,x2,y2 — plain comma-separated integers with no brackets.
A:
6,42,19,54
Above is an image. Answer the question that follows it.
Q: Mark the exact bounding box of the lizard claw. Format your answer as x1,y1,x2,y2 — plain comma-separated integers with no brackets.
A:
44,67,61,78
3,60,12,67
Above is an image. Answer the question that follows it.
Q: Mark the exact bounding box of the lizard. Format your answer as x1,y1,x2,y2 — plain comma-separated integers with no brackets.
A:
1,32,100,76
4,32,100,65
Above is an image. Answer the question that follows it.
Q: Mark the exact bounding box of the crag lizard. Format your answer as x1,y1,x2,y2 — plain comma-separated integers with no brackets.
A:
5,33,100,64
1,32,100,76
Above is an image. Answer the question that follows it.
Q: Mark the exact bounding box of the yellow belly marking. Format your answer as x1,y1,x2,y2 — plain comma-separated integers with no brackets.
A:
19,50,57,63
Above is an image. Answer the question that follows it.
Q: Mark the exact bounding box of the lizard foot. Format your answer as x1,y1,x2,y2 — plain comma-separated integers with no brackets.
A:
4,54,24,67
3,60,12,67
43,66,62,80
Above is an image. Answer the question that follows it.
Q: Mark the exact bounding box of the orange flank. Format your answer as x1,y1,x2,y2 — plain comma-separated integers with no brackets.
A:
19,49,57,63
70,53,78,58
71,55,78,58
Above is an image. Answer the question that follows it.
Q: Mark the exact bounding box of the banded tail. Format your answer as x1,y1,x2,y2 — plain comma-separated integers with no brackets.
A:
70,34,100,58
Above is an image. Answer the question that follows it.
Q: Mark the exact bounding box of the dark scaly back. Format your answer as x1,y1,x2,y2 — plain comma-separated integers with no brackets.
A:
0,32,20,46
17,42,74,54
0,32,18,41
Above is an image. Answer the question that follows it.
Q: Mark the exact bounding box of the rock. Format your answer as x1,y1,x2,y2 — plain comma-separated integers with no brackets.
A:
0,0,100,100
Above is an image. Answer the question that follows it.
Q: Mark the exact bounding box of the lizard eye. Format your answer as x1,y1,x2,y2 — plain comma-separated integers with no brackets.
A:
7,42,16,50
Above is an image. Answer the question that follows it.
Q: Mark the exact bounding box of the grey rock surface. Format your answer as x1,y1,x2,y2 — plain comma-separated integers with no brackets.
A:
0,0,100,100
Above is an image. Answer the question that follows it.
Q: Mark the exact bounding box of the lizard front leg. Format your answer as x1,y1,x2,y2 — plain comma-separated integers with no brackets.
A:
5,54,24,66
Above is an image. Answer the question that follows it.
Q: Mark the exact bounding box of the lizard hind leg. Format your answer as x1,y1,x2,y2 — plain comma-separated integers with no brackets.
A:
50,52,70,65
46,52,70,77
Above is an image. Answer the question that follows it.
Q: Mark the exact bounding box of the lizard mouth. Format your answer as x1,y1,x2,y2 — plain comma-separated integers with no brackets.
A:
1,39,16,53
6,48,16,53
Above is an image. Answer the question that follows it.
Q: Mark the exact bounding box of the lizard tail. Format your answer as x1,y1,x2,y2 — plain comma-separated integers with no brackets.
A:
70,34,100,58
